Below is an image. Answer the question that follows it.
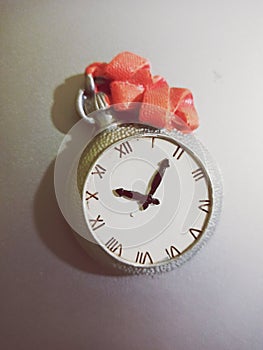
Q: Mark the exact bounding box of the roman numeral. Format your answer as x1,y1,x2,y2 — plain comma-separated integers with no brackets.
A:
85,191,99,202
91,164,106,179
151,137,155,148
192,168,205,182
189,228,202,240
105,237,122,256
165,245,181,259
114,141,133,158
89,215,105,231
198,199,211,214
173,145,184,160
135,251,153,264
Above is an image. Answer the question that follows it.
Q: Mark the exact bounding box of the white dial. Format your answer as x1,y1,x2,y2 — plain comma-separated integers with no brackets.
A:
82,134,213,268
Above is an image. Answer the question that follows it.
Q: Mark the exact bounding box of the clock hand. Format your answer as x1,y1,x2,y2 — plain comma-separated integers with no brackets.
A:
142,158,170,210
113,188,160,205
148,158,170,196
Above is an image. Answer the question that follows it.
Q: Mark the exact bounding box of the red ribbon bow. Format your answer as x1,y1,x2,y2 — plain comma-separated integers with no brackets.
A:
85,51,199,132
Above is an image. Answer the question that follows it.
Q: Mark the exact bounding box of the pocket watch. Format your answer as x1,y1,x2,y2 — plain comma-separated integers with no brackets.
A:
70,77,223,275
55,68,222,275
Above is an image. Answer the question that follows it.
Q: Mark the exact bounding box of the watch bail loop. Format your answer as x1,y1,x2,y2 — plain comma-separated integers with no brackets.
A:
76,74,110,124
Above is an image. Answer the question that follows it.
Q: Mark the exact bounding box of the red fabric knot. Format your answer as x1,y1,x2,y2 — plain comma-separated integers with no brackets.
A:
84,51,199,133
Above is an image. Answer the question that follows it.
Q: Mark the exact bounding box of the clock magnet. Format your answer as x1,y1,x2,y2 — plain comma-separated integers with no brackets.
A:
55,52,222,274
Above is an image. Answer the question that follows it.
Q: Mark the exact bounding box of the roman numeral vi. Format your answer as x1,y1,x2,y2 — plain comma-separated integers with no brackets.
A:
165,246,181,259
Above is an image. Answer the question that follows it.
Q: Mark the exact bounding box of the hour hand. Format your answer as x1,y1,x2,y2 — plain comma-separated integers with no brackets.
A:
113,188,160,206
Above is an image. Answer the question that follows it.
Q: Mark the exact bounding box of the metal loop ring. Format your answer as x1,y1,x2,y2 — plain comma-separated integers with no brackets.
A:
76,74,109,124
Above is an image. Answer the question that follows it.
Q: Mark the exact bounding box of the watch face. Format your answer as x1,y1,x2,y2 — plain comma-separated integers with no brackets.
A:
82,132,213,268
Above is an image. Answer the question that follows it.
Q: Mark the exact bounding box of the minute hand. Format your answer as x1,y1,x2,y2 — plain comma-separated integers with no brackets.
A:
148,158,170,196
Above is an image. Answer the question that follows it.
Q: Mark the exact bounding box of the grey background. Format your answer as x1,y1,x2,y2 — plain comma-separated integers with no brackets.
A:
1,1,262,349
